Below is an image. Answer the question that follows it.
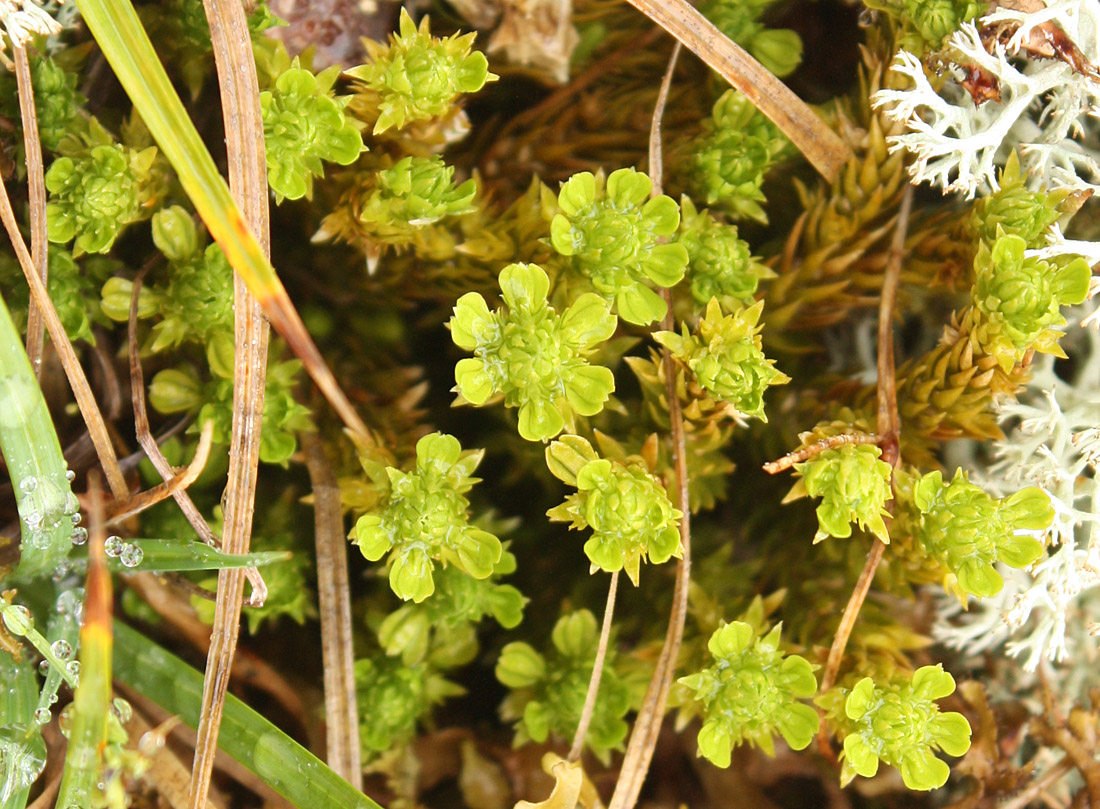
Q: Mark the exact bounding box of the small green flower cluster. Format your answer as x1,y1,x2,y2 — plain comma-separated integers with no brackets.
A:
687,90,787,223
260,61,364,202
0,246,107,344
0,55,86,153
969,153,1069,249
346,8,497,135
350,433,502,603
550,168,688,325
677,196,771,306
679,621,818,766
913,469,1052,598
655,299,788,420
496,610,633,762
102,206,234,365
46,142,161,255
699,0,803,76
377,547,525,666
795,444,893,543
545,435,681,585
970,230,1090,372
450,263,617,442
147,358,312,466
355,655,464,754
356,155,478,244
841,665,971,791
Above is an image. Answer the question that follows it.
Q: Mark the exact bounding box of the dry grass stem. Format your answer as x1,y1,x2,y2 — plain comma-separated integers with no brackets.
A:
13,44,49,375
188,0,271,805
608,44,692,809
569,569,620,764
623,0,851,182
0,168,129,498
104,419,214,524
302,432,363,790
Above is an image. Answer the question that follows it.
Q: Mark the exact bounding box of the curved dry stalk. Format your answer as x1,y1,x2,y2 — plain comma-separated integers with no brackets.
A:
819,184,913,696
0,164,128,498
763,433,882,475
13,44,48,376
622,0,851,182
302,432,363,790
104,419,214,524
188,0,271,806
568,569,620,763
127,267,220,548
608,44,692,809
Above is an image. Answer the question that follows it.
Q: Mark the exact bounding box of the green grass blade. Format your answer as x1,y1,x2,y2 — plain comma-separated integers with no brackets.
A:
0,291,74,579
95,540,291,572
112,622,382,809
0,655,41,809
55,534,112,809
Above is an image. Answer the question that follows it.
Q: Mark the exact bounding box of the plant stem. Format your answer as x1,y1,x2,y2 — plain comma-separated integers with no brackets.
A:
189,0,271,805
13,45,48,378
763,433,882,475
820,184,912,696
569,570,619,763
622,0,851,182
609,44,692,809
302,432,363,790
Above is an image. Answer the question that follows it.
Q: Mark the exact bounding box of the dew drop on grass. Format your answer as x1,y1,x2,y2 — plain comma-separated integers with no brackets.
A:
112,698,133,724
19,476,38,494
119,544,144,568
70,527,88,546
66,660,80,678
104,536,123,557
65,469,76,482
50,639,72,660
34,707,51,725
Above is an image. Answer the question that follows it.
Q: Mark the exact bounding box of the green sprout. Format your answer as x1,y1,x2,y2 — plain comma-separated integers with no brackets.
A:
677,196,772,306
700,0,803,77
496,609,633,763
656,299,788,420
450,262,617,442
346,7,497,135
545,435,682,584
550,168,688,325
841,665,972,791
679,621,818,766
350,433,502,603
914,468,1052,598
260,60,364,202
795,444,894,543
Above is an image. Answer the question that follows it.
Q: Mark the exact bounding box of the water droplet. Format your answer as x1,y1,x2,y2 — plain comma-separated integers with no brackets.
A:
71,512,82,525
50,639,72,660
38,659,49,675
66,660,81,678
65,469,76,482
58,704,73,737
857,7,877,27
63,492,79,515
70,527,88,546
47,693,58,705
34,707,51,725
19,477,38,494
104,536,123,557
119,544,144,568
1,605,34,635
112,698,132,724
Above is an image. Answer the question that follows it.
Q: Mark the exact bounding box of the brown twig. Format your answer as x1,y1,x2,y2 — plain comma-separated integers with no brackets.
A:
127,267,221,549
13,45,48,376
188,0,271,806
103,419,214,524
569,569,620,763
819,184,913,697
622,0,851,182
302,432,363,790
763,433,882,475
0,158,128,499
608,44,692,809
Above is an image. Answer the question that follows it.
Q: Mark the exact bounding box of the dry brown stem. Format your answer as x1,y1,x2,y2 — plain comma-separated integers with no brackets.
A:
188,0,271,806
622,0,851,182
302,432,363,790
568,569,620,764
13,45,48,375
